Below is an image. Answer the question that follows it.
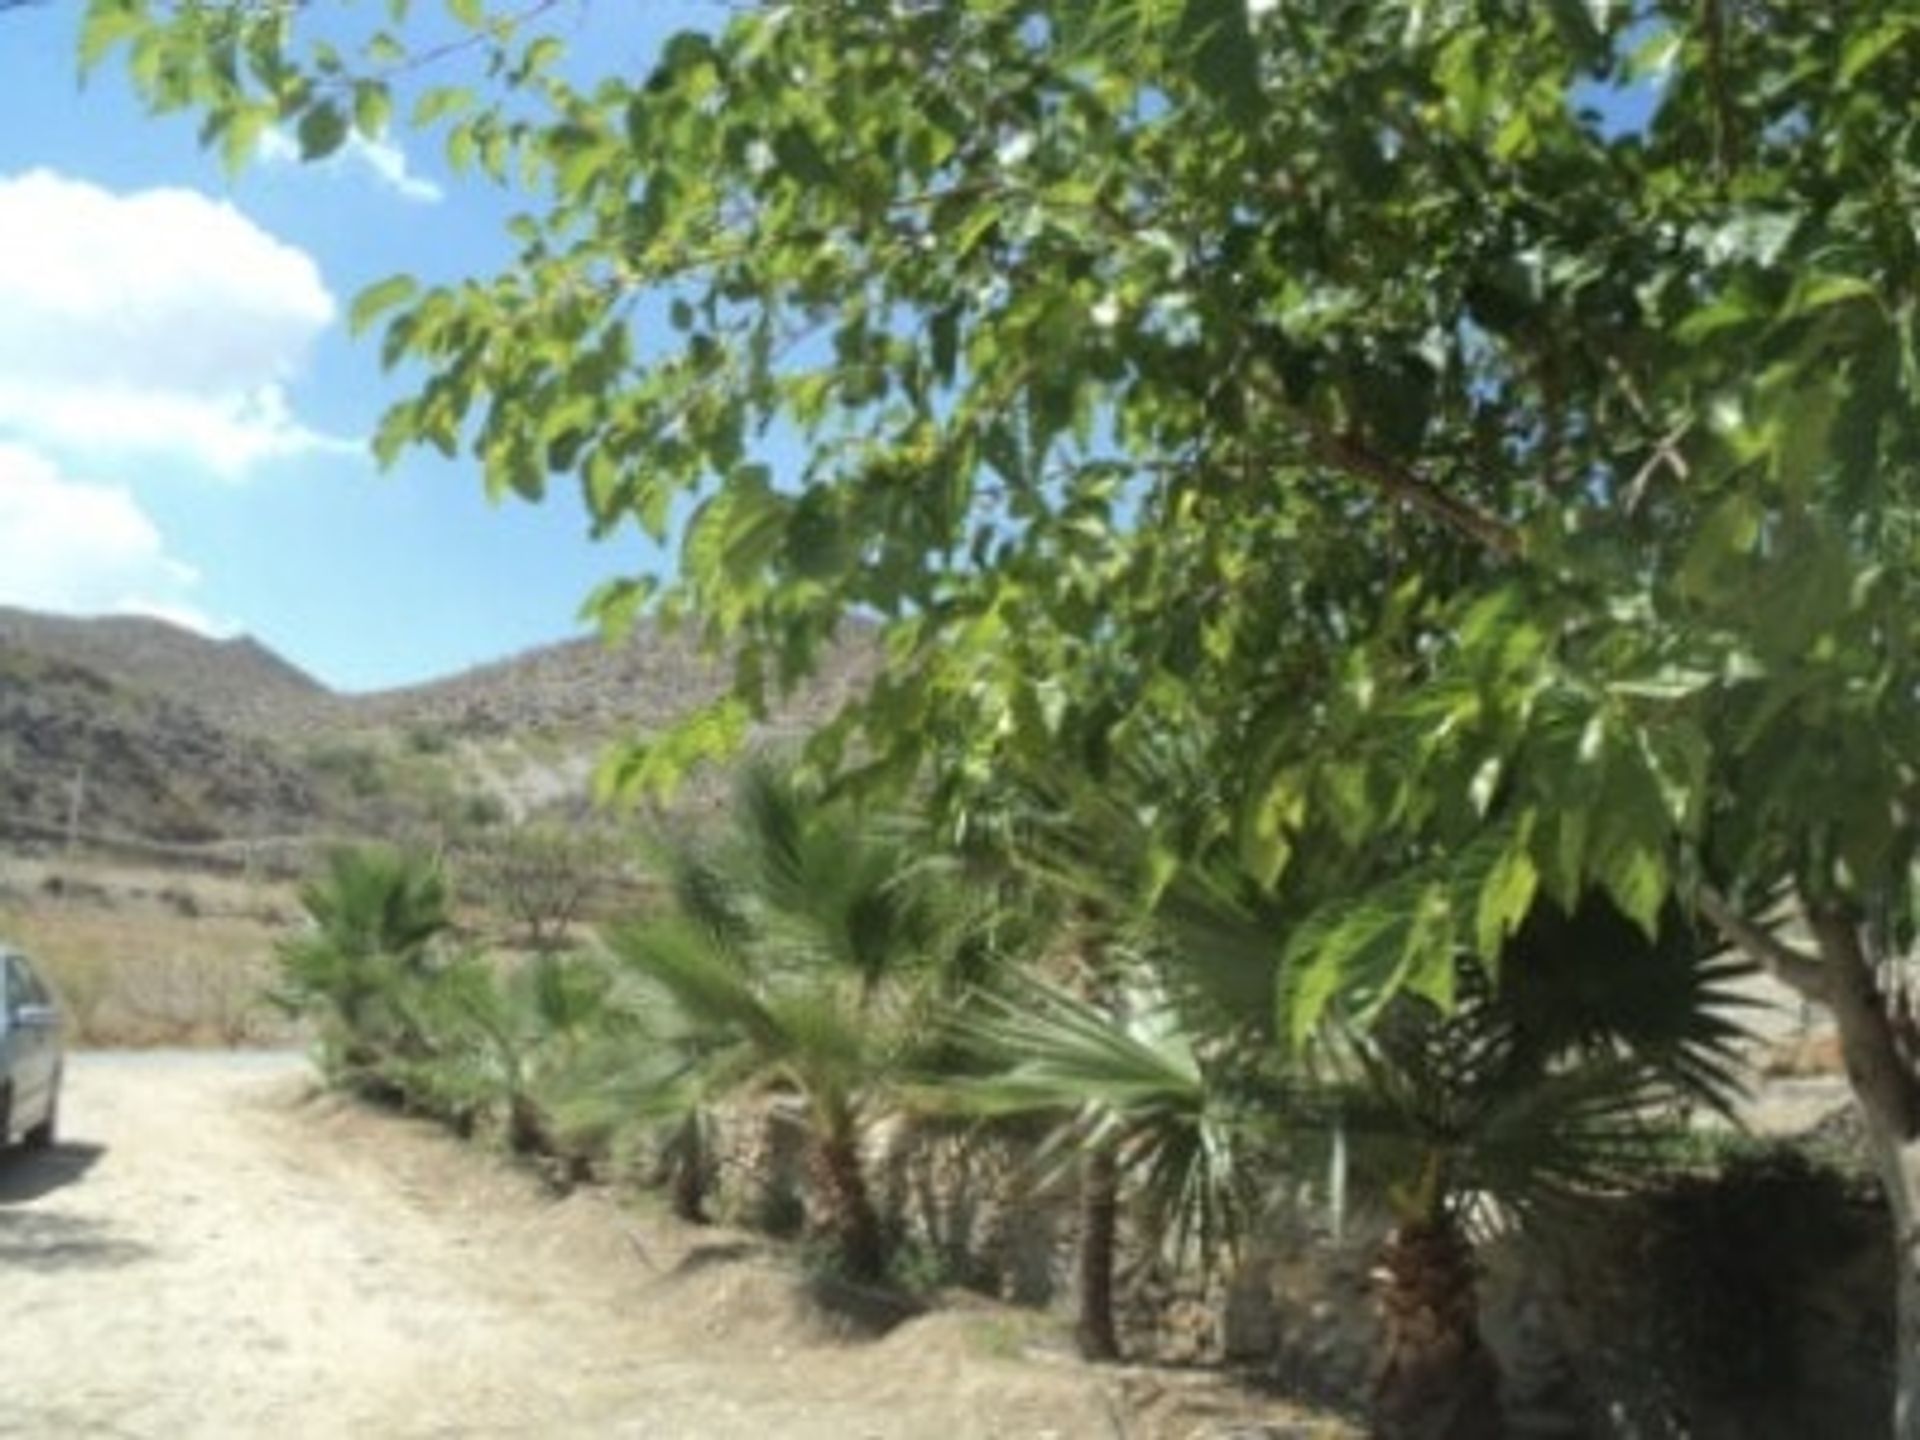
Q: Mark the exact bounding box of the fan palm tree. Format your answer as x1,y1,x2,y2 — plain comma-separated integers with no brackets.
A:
273,844,453,1088
544,998,724,1223
605,759,981,1282
945,966,1250,1361
1322,896,1754,1440
389,949,613,1164
980,701,1754,1433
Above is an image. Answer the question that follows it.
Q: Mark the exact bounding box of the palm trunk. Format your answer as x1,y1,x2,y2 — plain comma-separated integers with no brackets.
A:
506,1093,547,1156
668,1113,708,1225
811,1126,886,1284
1373,1213,1505,1440
1807,909,1920,1439
1076,1143,1122,1361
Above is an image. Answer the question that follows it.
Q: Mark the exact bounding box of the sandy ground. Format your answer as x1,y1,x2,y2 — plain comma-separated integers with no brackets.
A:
0,1054,1328,1440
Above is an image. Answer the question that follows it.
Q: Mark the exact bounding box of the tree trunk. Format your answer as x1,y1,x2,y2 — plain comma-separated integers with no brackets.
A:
1877,1137,1920,1440
1372,1214,1505,1440
811,1127,886,1284
1807,908,1920,1439
1076,1143,1122,1362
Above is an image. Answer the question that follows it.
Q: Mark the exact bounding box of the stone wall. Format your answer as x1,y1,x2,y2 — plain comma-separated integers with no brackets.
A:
658,1100,1895,1438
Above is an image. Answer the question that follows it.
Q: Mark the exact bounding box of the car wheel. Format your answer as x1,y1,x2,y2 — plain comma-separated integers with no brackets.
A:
23,1091,55,1150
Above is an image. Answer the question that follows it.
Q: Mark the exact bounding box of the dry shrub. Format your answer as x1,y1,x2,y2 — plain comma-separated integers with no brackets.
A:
0,900,292,1047
115,948,275,1045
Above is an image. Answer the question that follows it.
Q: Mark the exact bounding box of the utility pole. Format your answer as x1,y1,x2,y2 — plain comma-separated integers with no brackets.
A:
65,762,85,858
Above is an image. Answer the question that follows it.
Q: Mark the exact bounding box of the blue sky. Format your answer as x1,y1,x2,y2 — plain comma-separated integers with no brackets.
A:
0,7,1659,694
0,2,711,692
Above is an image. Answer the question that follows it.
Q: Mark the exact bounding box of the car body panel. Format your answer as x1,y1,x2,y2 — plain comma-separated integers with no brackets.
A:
1,949,63,1145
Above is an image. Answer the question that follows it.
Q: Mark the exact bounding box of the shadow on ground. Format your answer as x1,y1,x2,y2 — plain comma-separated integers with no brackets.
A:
0,1206,153,1272
0,1143,148,1272
0,1143,105,1205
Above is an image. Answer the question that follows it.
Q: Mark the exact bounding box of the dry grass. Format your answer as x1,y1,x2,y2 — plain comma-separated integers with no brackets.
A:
0,852,298,1048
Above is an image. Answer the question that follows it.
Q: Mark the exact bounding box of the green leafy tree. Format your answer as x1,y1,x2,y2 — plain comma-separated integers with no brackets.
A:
543,995,724,1224
89,3,1920,1427
982,760,1752,1436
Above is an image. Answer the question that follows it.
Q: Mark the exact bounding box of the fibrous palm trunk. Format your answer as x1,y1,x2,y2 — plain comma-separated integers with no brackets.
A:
1076,1143,1122,1361
667,1113,709,1224
1373,1214,1505,1440
506,1093,548,1156
811,1126,886,1284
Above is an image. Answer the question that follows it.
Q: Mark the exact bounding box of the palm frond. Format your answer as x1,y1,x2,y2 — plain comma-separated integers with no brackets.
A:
610,917,783,1053
944,974,1249,1263
1495,896,1758,1113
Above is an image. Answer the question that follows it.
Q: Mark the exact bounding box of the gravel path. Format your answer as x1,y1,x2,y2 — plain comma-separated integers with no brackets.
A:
0,1053,1166,1440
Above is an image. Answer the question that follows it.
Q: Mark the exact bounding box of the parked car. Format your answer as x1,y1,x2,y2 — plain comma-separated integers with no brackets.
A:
0,947,62,1151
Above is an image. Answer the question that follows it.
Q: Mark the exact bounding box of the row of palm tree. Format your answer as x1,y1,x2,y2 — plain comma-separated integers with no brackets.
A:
276,757,1754,1439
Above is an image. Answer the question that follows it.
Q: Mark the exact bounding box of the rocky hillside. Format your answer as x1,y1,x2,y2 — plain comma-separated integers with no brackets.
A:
354,622,873,743
0,609,872,845
0,607,330,734
0,646,319,843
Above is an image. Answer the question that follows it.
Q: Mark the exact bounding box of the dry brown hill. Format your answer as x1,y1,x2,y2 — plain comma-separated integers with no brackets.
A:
0,608,873,845
0,607,330,734
354,622,874,742
0,645,319,844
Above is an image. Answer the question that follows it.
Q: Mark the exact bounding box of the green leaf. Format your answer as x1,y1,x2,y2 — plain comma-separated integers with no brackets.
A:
1840,20,1914,84
522,36,565,76
595,696,751,803
1595,840,1668,939
1475,845,1538,964
353,80,392,139
1787,273,1879,317
297,101,349,160
350,275,419,337
79,0,147,74
1677,493,1762,601
216,104,271,176
1399,883,1457,1011
413,86,473,127
1177,0,1260,124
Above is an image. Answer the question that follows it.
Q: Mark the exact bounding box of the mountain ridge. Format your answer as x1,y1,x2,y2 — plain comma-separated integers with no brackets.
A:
0,606,872,845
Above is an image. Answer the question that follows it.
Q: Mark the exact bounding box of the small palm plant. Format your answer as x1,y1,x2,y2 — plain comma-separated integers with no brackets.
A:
604,760,975,1282
946,965,1249,1361
389,949,613,1163
273,844,453,1090
543,995,726,1223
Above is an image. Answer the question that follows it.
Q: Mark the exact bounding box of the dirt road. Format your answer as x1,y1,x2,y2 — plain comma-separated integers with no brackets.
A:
0,1054,1300,1440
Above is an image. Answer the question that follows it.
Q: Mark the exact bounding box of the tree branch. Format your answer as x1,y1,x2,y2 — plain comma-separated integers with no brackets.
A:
1239,367,1520,558
1697,885,1829,1002
1700,0,1741,182
1306,426,1523,560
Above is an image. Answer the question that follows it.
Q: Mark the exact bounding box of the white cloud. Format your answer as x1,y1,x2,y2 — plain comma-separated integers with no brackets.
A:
0,169,341,478
0,443,227,634
258,126,445,204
